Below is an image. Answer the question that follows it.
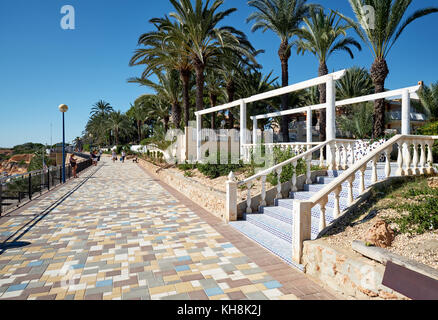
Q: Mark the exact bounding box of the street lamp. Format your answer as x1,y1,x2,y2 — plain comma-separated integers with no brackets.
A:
58,104,68,183
89,133,93,152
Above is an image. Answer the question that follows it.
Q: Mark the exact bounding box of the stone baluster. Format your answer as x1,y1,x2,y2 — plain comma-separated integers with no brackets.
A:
384,148,391,178
403,141,412,176
328,143,336,171
371,155,378,183
225,172,237,222
347,176,355,205
305,156,312,184
426,141,434,174
246,183,252,214
419,142,426,174
319,148,325,168
397,142,404,176
319,196,328,232
342,143,348,169
333,187,342,219
291,161,298,192
276,168,282,199
412,141,419,175
335,142,341,170
359,166,366,193
259,175,267,211
350,142,356,166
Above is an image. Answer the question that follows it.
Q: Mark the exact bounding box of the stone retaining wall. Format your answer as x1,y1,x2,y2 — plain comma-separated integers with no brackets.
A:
302,239,407,300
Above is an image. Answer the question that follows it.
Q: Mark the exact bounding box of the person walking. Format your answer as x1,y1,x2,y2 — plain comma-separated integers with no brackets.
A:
112,150,117,163
121,150,126,163
70,154,78,178
98,149,102,162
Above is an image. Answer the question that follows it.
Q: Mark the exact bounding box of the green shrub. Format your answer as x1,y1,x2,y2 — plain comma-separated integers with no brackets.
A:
417,121,438,162
266,146,308,185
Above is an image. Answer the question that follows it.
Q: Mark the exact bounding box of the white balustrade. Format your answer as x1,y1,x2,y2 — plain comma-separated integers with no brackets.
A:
291,161,298,192
276,167,282,199
246,183,252,214
319,197,328,232
333,187,342,219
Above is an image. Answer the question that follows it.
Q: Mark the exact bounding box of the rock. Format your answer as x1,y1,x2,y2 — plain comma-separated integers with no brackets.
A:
363,219,395,248
427,177,438,189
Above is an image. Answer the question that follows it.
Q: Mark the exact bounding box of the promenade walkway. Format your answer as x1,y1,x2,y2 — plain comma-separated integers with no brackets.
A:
0,158,337,300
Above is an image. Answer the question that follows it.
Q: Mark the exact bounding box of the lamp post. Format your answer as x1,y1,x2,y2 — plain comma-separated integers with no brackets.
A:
58,104,69,183
89,133,93,152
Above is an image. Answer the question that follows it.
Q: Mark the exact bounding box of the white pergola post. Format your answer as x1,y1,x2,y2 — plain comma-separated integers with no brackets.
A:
326,76,336,167
401,89,411,135
253,117,258,146
240,100,247,157
306,107,312,150
196,114,202,162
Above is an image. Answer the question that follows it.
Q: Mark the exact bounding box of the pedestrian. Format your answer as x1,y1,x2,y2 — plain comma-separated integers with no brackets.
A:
98,149,102,162
112,150,117,163
121,150,126,163
91,150,97,166
70,154,78,178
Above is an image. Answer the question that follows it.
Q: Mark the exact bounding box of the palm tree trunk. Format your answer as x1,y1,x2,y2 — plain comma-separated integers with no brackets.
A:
226,81,236,129
138,120,142,143
180,70,191,128
371,58,389,138
164,117,169,132
194,64,205,111
318,62,328,142
171,102,182,128
279,40,291,143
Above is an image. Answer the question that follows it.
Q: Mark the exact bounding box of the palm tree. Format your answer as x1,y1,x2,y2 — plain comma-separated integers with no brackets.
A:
163,0,256,112
90,100,114,117
127,99,150,143
130,17,193,128
336,66,374,100
247,0,316,142
129,69,181,128
418,82,438,120
205,66,225,129
295,8,361,142
345,0,438,138
107,111,130,145
148,96,171,132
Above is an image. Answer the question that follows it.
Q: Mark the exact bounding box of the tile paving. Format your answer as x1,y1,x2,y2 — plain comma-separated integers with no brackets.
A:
0,157,338,300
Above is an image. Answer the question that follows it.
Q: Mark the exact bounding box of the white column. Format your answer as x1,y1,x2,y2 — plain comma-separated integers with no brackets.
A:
326,76,336,141
326,76,336,166
252,117,257,146
306,107,312,150
226,172,237,222
240,100,247,157
196,114,202,162
401,89,411,135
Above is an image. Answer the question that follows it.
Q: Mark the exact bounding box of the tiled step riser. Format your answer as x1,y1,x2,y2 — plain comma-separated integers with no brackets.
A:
262,207,293,224
316,176,375,189
246,216,292,243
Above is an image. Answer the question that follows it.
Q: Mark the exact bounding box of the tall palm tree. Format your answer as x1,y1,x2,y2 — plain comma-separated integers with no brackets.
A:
163,0,256,112
129,69,181,128
336,66,374,100
345,0,438,138
127,100,150,143
205,66,225,129
90,100,114,118
130,17,193,128
107,111,129,145
148,96,171,132
418,82,438,120
247,0,316,142
295,8,361,142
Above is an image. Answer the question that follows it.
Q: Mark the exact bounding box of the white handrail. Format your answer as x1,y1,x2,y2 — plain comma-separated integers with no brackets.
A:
237,140,332,186
195,70,346,116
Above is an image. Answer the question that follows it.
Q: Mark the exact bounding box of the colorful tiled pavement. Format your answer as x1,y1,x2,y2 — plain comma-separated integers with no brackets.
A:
0,158,338,300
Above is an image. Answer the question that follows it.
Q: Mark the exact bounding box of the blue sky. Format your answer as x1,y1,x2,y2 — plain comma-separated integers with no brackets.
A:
0,0,437,148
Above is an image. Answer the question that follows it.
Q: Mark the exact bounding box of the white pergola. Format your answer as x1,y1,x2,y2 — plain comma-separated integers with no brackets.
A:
194,69,420,162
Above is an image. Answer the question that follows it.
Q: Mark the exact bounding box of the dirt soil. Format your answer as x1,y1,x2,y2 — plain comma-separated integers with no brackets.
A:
323,177,438,271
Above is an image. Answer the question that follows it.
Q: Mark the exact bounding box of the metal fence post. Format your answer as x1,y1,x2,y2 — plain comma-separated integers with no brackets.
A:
59,167,62,184
0,183,3,216
47,169,50,191
28,173,32,201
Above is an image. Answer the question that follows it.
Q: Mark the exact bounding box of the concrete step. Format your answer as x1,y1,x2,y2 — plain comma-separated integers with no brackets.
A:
246,213,292,243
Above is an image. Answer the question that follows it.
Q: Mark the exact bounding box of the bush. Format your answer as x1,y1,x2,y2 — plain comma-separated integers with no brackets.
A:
417,121,438,162
266,146,308,185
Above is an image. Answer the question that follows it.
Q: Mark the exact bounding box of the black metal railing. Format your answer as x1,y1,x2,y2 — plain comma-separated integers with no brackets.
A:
0,159,92,216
